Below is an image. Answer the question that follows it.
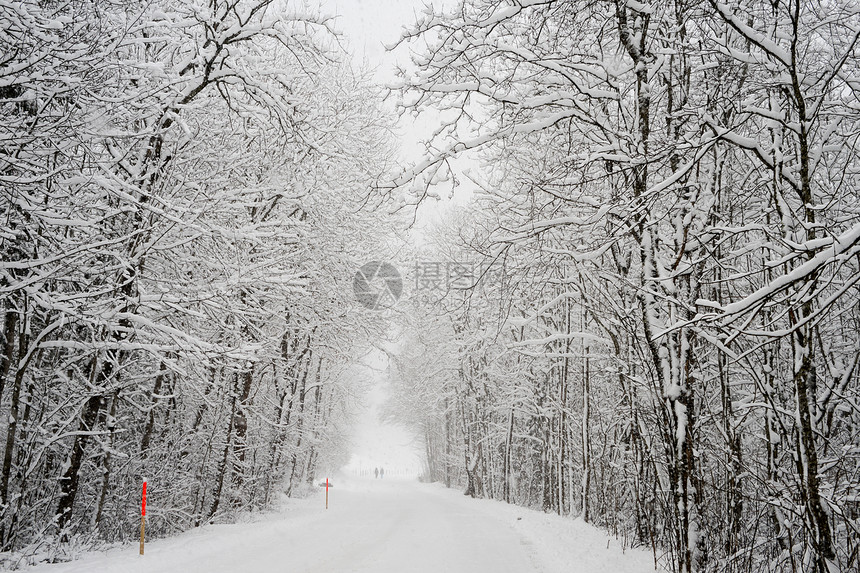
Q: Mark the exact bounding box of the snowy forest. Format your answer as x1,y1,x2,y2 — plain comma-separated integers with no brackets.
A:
2,1,860,573
0,0,397,559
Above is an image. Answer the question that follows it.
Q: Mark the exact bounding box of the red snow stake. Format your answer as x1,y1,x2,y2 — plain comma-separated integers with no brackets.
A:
139,478,147,555
325,478,329,509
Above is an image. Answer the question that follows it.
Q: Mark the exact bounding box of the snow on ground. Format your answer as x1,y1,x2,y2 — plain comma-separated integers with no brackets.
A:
20,479,657,573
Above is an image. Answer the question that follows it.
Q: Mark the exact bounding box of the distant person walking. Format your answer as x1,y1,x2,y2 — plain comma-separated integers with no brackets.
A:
374,467,379,479
380,467,384,479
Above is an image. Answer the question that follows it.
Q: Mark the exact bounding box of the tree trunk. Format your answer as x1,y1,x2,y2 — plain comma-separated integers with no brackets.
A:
231,362,255,502
787,17,835,562
0,325,28,509
55,394,104,538
286,358,312,495
206,378,237,522
0,318,28,550
503,407,513,503
140,359,169,456
443,396,453,488
94,391,119,530
581,340,591,522
0,308,16,403
791,311,835,568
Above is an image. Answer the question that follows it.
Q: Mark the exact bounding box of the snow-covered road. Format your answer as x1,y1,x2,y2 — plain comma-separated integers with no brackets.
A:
22,480,656,573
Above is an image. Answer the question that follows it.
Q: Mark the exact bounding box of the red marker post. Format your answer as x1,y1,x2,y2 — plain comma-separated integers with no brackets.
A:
325,478,329,510
139,478,147,555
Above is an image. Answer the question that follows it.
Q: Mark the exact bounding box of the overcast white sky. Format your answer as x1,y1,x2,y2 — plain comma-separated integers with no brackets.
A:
326,0,456,162
321,0,477,246
325,0,438,82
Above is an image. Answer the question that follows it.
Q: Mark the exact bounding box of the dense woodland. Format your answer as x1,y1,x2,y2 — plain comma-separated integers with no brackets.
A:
0,0,395,564
2,0,860,573
386,2,860,573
